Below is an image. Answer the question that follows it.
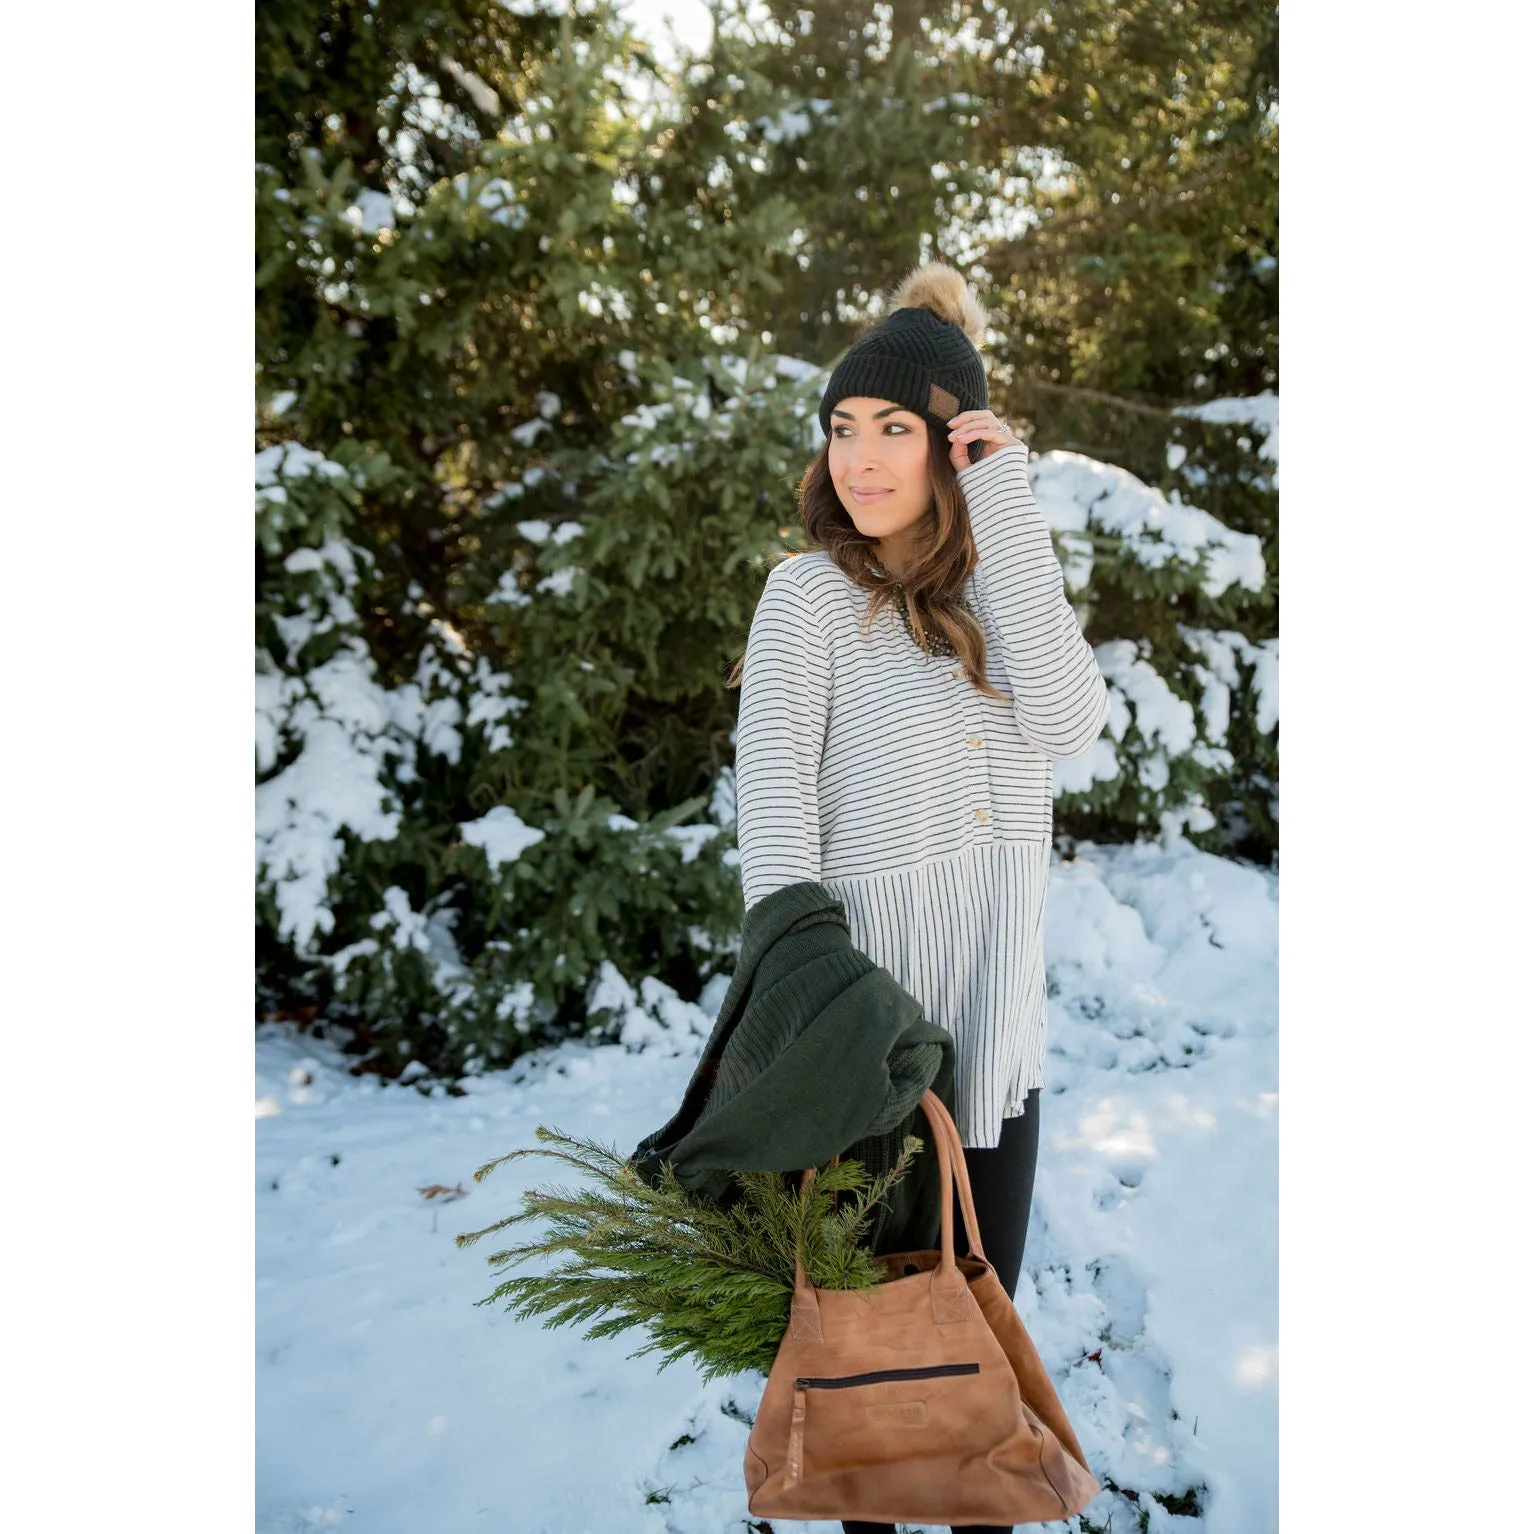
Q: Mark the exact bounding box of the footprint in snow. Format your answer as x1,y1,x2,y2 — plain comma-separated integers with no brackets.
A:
1087,1253,1149,1345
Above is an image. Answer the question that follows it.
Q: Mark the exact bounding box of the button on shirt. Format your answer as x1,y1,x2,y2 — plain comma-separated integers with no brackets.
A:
733,445,1111,1148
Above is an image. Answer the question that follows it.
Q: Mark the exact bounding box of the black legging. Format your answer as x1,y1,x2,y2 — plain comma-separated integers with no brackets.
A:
840,1087,1042,1534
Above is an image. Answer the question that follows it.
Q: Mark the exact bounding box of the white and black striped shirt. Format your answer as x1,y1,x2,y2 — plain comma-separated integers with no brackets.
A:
733,444,1110,1147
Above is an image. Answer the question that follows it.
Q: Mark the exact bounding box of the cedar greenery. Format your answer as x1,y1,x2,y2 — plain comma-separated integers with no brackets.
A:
455,1126,926,1381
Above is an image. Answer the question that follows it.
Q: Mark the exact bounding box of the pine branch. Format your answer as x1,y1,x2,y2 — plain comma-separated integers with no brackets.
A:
467,1122,634,1187
454,1125,926,1378
1018,377,1177,420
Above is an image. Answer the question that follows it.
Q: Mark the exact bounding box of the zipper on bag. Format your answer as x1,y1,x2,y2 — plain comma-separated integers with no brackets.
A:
784,1362,981,1486
793,1361,981,1390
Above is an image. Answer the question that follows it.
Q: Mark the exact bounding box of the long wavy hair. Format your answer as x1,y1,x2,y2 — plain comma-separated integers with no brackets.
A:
727,260,1011,703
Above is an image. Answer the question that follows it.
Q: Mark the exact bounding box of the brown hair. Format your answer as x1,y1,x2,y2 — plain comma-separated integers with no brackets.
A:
725,421,1010,704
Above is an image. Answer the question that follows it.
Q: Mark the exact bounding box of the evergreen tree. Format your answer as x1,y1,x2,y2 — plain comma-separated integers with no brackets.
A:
256,1,812,1074
971,0,1278,857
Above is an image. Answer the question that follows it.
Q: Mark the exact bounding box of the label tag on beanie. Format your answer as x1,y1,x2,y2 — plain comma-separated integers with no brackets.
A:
928,381,960,419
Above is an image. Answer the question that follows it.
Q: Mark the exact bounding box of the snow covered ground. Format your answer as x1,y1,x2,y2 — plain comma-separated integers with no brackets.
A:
256,832,1276,1534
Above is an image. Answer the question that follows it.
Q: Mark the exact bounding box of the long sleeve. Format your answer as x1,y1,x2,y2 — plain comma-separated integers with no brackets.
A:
733,561,833,910
957,443,1109,759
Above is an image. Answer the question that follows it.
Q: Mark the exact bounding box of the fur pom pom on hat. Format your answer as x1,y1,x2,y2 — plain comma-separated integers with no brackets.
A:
817,261,992,443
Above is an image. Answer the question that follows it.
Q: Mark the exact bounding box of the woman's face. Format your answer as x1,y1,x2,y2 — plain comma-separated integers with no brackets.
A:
827,396,933,549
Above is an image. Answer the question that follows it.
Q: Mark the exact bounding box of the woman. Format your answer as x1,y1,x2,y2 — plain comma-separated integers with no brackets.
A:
728,261,1109,1534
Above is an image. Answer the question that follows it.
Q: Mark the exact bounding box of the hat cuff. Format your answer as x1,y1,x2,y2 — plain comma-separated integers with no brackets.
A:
818,352,970,440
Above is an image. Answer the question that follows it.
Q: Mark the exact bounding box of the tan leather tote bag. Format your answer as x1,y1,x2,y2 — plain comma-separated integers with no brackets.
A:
744,1089,1101,1525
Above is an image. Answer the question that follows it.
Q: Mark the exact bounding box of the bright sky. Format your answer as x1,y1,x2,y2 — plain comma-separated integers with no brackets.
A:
612,0,716,71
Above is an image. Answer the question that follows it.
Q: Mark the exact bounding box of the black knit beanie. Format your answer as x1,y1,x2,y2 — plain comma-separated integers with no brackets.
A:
817,261,991,443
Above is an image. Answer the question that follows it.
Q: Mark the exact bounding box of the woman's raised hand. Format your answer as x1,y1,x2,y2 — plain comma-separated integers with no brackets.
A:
946,409,1023,472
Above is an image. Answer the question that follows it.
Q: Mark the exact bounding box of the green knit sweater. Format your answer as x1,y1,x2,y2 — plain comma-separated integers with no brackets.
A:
628,879,956,1257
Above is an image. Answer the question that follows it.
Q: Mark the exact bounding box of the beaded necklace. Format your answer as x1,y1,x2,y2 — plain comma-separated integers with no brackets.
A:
872,561,975,660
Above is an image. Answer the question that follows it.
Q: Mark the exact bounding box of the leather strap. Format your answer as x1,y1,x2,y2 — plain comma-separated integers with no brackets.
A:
933,1092,989,1267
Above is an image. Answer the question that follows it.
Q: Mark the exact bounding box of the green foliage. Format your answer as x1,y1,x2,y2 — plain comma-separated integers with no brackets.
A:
255,3,809,1074
701,1,1276,403
973,0,1278,406
455,1124,925,1381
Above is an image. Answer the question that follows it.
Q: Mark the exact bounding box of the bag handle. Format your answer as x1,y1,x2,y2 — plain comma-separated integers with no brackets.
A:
788,1091,981,1341
929,1091,989,1267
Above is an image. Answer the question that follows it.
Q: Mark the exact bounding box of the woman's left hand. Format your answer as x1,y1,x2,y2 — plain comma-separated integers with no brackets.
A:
946,409,1023,472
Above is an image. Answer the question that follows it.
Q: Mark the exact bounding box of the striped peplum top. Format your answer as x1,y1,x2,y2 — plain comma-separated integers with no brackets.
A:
732,443,1110,1148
